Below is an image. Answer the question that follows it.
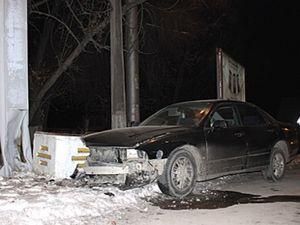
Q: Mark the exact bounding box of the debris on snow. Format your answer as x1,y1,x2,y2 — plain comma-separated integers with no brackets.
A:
0,172,160,225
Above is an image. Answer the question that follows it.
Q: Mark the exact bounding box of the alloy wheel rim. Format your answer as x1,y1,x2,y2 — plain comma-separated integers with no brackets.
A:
272,153,284,178
171,156,194,191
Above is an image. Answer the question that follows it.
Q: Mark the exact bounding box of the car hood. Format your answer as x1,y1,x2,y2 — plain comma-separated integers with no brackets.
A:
82,126,189,147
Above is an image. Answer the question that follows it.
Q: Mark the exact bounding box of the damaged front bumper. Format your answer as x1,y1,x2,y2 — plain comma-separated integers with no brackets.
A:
81,146,166,185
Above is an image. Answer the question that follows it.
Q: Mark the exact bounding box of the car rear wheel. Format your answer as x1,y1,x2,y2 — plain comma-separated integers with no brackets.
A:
157,148,197,198
263,147,286,181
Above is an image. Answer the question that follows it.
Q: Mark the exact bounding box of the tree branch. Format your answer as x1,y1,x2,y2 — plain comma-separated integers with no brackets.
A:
30,17,110,122
31,0,49,9
30,0,149,123
31,10,81,45
65,1,85,33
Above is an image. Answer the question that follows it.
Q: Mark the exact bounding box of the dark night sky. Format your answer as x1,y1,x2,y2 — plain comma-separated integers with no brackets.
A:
138,0,300,120
241,1,299,120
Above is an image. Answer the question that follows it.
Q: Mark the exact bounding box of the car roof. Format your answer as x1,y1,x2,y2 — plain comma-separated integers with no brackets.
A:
169,99,247,107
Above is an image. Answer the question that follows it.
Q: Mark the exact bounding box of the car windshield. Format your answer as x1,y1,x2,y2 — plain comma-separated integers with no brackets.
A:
140,102,211,127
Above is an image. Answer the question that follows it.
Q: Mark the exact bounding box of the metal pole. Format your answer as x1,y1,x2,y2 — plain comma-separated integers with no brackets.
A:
125,0,140,126
110,0,127,129
216,48,223,99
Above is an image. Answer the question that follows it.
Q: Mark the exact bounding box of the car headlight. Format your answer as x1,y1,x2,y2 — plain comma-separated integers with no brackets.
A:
121,148,148,161
127,148,139,159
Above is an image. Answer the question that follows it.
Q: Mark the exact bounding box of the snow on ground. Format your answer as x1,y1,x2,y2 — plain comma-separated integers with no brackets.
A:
1,155,300,225
0,173,160,225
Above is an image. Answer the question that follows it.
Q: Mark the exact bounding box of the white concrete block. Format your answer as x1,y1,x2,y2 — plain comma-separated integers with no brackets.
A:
33,132,89,178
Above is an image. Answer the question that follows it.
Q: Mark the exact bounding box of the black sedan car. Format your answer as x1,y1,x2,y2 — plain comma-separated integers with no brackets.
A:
82,100,299,197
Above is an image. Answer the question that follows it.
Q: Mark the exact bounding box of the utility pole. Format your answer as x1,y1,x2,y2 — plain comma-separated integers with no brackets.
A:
110,0,127,128
125,0,140,126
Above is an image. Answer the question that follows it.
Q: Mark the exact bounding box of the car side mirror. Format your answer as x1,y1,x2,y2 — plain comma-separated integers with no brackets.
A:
212,120,228,129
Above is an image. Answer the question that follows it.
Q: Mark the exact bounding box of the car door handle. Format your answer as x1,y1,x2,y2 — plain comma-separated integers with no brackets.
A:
234,132,245,138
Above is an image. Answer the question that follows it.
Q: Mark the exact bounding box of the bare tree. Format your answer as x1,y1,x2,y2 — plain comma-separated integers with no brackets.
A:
29,1,111,126
28,0,146,128
28,0,244,129
138,0,243,117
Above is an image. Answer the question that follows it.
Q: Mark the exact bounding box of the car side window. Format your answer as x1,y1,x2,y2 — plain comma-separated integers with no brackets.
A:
237,104,266,126
210,106,239,128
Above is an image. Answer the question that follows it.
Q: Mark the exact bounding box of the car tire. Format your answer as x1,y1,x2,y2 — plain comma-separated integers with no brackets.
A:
157,148,197,198
263,147,286,181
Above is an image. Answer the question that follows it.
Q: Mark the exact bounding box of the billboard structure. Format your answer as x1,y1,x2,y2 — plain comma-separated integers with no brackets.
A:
0,0,32,176
216,48,246,101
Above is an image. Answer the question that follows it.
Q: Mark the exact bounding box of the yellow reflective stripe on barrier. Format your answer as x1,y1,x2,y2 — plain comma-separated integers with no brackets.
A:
39,145,48,151
36,152,52,160
77,147,90,153
71,156,88,161
77,163,87,168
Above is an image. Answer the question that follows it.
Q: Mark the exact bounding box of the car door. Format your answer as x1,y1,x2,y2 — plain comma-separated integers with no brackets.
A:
236,103,278,168
204,104,247,174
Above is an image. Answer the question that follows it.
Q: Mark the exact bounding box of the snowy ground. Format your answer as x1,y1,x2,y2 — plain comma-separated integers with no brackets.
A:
0,173,160,225
1,155,300,225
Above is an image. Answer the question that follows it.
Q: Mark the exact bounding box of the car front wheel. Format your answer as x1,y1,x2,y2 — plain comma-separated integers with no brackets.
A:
157,148,197,198
263,147,286,181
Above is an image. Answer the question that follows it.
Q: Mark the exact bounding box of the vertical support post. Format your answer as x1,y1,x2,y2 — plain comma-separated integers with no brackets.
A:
110,0,127,129
0,0,32,176
0,0,4,169
216,48,223,99
125,0,140,126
